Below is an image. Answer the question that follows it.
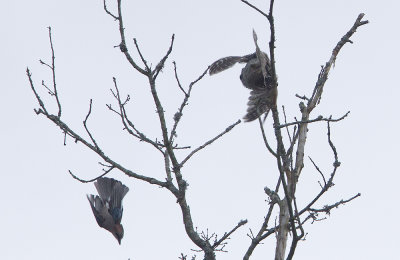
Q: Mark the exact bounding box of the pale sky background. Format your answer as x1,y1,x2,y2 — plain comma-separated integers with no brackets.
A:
2,0,399,259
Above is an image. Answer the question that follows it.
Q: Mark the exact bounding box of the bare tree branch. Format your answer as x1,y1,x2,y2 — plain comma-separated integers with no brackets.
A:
41,80,55,96
114,0,148,75
213,220,248,250
281,106,292,144
308,13,368,111
277,111,350,129
44,26,62,117
133,38,151,71
107,77,164,153
243,178,281,260
240,0,268,18
286,195,304,260
104,3,219,258
294,13,368,180
27,29,171,190
262,191,361,241
103,0,118,20
83,99,101,150
308,156,327,187
26,68,48,115
295,94,309,101
173,61,187,95
309,193,361,214
26,2,367,260
68,166,115,183
258,117,278,158
169,66,210,143
297,121,343,217
179,120,241,168
153,34,175,79
240,2,367,260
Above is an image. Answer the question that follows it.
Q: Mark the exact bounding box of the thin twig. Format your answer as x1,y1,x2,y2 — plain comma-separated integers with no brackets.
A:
259,191,361,245
179,120,241,167
243,177,281,260
68,167,115,183
173,61,187,95
277,111,350,129
327,120,340,167
108,77,164,153
83,99,100,150
241,0,268,18
153,34,175,79
308,156,327,186
286,128,299,158
38,27,61,117
295,94,309,101
103,0,118,20
258,117,278,158
41,80,55,95
26,68,48,115
282,106,292,143
309,193,361,214
133,38,150,71
114,0,147,75
47,27,62,118
297,121,342,216
213,220,248,249
28,71,170,188
169,66,210,144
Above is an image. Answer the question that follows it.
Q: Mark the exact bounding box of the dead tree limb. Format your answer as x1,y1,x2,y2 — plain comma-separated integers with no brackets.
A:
240,1,368,259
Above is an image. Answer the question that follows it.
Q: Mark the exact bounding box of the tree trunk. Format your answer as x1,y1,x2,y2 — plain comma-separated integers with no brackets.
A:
275,199,290,260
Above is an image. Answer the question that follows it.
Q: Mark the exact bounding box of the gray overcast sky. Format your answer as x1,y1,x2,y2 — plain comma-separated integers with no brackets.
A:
2,0,399,259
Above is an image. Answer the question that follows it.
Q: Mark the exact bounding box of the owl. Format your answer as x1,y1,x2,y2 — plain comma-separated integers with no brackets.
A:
209,52,277,122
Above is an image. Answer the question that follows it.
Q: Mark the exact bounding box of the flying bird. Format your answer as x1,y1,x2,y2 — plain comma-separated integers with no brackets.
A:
209,52,277,122
87,177,129,244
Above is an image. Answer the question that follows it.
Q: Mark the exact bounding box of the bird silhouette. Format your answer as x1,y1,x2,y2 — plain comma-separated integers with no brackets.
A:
209,52,277,122
87,177,129,244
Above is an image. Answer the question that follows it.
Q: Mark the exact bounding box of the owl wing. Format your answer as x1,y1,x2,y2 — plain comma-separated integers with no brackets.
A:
209,53,256,75
209,56,242,75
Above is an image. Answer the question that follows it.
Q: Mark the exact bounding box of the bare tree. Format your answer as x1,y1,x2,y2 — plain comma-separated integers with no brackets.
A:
26,1,368,260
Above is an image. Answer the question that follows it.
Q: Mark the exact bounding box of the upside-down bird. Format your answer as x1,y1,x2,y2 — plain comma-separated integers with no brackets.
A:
87,177,129,244
209,52,277,122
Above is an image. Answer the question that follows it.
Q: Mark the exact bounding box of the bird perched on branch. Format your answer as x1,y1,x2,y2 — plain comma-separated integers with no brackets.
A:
87,177,129,244
209,51,277,122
